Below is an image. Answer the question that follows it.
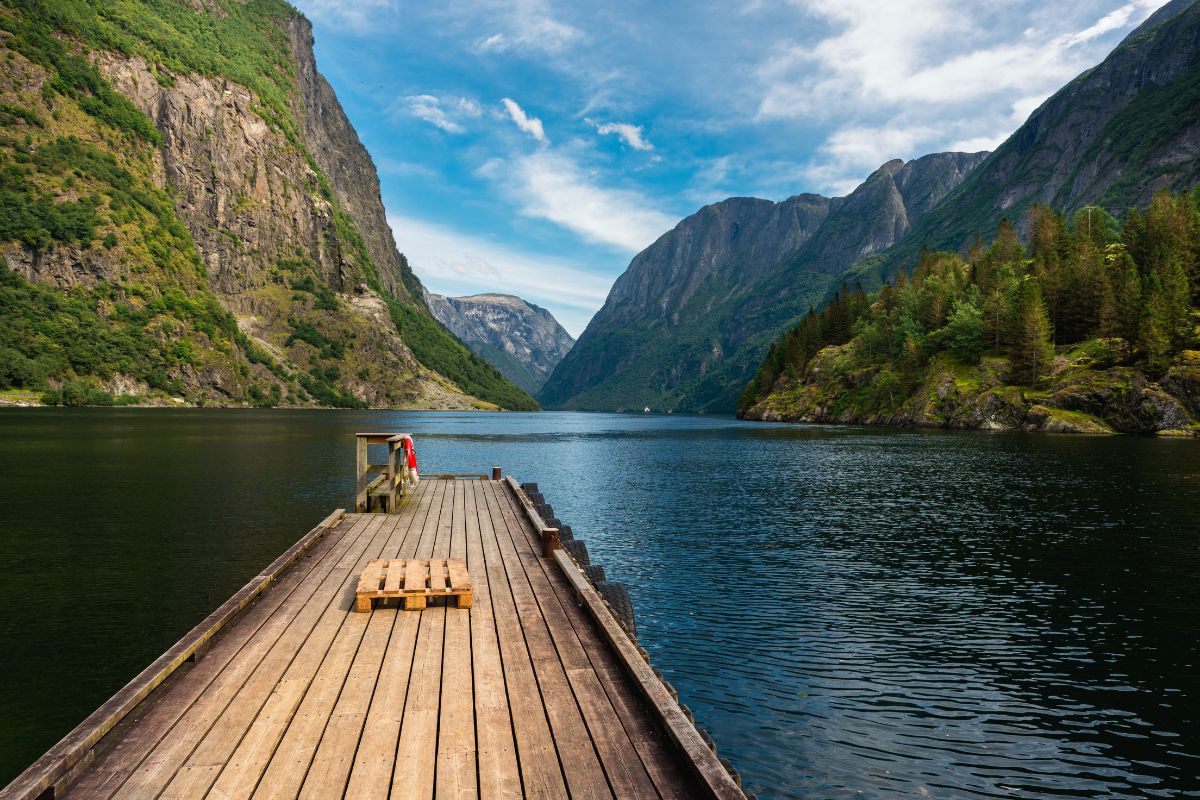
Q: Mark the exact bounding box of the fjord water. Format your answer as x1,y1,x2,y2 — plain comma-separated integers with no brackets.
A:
1,410,1198,798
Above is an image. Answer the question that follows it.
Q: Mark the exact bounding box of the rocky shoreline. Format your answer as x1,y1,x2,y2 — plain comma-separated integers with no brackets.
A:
743,343,1200,436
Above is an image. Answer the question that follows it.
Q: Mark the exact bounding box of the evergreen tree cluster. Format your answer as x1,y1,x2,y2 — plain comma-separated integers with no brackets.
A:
739,188,1200,415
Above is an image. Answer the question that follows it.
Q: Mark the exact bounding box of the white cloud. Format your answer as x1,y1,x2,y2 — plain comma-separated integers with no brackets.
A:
591,120,654,151
293,0,399,33
394,95,481,134
946,135,1006,154
761,0,1170,193
500,97,548,143
471,2,583,55
487,150,678,253
387,213,612,335
1063,0,1163,46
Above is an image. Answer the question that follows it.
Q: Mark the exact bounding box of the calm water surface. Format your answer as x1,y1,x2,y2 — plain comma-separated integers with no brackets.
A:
1,409,1198,798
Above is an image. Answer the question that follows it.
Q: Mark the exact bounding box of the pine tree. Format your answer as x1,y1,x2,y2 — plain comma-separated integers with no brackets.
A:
1007,278,1054,387
1105,244,1142,343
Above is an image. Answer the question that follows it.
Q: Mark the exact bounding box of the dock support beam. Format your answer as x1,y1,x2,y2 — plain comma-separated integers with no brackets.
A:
492,466,502,480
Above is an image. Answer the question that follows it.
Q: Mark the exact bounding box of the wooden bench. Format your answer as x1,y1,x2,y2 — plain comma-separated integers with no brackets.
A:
354,558,473,612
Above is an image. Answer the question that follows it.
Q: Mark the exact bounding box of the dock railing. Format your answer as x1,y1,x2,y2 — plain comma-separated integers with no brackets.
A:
354,432,415,513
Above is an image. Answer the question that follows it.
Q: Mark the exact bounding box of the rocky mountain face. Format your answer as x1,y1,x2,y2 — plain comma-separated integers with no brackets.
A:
425,292,575,394
849,0,1200,287
0,1,535,410
538,151,987,412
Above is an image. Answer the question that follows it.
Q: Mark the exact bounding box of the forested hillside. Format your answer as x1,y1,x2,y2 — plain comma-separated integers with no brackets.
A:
0,0,537,410
740,189,1200,434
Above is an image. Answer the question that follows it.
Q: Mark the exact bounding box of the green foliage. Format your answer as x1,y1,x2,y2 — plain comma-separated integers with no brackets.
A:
41,380,139,406
0,261,179,391
298,366,365,409
738,284,869,412
1,0,301,144
0,102,44,128
0,4,161,143
384,298,539,411
931,291,987,362
290,274,338,310
742,188,1200,413
284,318,345,360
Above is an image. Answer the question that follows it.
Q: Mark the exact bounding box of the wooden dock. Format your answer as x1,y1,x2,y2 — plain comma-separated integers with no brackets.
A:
2,469,745,799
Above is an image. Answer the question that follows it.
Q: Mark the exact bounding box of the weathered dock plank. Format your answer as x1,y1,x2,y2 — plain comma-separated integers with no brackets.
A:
4,471,743,800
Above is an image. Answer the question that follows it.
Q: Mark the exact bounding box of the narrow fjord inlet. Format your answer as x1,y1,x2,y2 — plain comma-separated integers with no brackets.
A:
2,0,1200,798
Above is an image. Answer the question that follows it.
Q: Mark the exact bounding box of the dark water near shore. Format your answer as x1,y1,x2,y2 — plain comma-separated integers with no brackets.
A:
1,409,1199,798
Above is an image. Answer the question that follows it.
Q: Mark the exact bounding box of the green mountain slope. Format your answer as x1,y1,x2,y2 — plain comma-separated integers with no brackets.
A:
0,0,536,410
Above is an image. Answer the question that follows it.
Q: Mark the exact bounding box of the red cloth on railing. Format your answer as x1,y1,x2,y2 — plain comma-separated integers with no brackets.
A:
404,437,417,470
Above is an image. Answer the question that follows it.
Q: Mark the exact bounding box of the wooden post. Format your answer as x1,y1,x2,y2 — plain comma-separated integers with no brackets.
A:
355,435,368,512
491,466,502,481
540,527,560,558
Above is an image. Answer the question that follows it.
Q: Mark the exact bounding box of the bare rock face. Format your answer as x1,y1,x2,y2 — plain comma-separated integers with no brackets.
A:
539,152,987,413
425,292,575,394
285,16,419,303
97,53,351,296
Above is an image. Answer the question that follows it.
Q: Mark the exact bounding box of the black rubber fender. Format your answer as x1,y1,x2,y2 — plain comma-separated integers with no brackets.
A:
720,758,742,788
595,580,636,638
558,524,573,541
582,563,606,584
562,538,589,566
520,482,539,495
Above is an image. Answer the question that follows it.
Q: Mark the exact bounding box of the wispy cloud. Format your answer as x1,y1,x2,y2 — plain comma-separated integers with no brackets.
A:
388,213,611,335
591,120,654,151
482,150,678,253
500,97,548,143
394,95,482,134
758,0,1168,192
471,1,583,55
293,0,399,34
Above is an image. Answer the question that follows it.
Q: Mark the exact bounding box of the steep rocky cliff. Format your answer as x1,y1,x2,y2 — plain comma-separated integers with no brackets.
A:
539,151,986,412
0,0,535,410
425,292,574,394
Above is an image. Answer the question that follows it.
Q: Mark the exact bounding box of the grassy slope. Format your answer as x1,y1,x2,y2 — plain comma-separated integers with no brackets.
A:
0,0,536,409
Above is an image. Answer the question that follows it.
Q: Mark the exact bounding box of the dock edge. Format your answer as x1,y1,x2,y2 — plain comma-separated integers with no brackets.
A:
0,509,348,800
503,476,747,800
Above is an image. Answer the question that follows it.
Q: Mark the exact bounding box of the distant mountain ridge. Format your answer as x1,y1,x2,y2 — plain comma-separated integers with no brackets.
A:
538,151,987,412
425,292,574,394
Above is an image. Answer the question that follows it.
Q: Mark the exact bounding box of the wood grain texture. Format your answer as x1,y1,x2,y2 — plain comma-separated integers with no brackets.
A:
25,473,737,800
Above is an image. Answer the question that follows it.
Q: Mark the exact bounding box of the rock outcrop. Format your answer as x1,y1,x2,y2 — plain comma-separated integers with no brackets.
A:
425,292,574,394
744,345,1200,436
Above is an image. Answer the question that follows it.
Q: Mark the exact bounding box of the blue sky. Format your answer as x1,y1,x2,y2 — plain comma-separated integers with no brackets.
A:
292,0,1168,336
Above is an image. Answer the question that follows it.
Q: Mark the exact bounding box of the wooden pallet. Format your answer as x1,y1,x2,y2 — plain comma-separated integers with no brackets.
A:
354,558,473,612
